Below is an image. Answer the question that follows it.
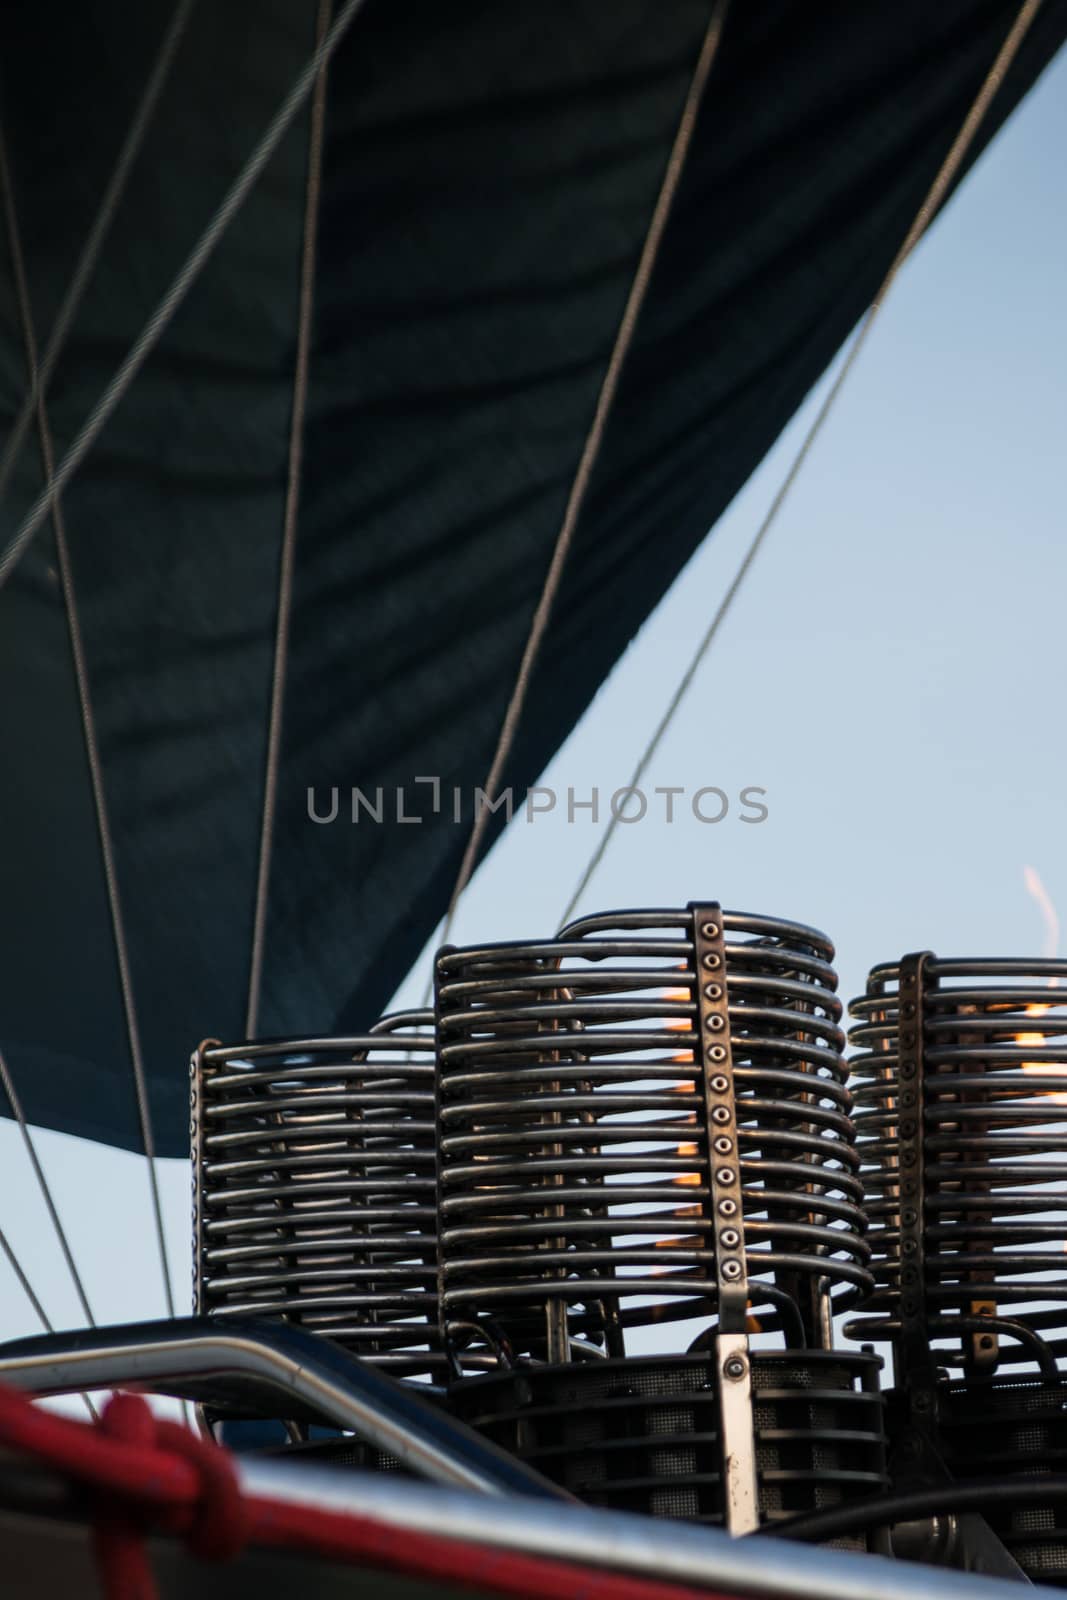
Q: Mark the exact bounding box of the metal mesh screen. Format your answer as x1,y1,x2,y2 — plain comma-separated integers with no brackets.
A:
450,1350,887,1537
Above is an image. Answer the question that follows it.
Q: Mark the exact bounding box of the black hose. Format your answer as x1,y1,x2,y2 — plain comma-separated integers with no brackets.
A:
763,1477,1067,1544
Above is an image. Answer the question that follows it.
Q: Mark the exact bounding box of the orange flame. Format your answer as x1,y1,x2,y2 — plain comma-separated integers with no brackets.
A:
1018,867,1065,1097
672,1140,701,1186
662,980,694,1066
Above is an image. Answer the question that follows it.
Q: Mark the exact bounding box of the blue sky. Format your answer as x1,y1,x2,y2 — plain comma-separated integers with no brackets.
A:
1,41,1064,1372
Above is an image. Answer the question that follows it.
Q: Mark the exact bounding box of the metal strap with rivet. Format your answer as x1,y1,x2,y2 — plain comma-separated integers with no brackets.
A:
691,903,758,1535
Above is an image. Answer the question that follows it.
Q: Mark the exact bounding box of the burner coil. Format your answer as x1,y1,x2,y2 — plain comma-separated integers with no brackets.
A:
435,907,871,1369
849,956,1067,1372
193,1010,440,1378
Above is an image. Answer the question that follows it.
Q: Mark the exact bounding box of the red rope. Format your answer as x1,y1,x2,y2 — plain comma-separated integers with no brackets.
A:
0,1382,743,1600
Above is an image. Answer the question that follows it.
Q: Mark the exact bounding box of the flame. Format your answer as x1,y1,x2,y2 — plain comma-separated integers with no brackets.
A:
673,1140,701,1185
1024,865,1060,960
1017,1002,1067,1097
663,984,693,1065
1017,868,1065,1096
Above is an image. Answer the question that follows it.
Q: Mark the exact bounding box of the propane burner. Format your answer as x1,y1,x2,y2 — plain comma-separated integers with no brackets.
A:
849,955,1067,1374
436,903,880,1531
192,1010,440,1379
849,955,1067,1583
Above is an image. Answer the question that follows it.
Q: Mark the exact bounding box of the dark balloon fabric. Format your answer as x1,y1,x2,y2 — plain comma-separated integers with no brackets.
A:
0,2,1063,1155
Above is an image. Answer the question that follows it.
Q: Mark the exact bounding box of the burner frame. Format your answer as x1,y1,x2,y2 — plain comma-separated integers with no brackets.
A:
436,901,870,1532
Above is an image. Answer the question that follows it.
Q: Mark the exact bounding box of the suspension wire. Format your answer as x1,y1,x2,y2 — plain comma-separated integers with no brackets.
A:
557,0,1044,930
0,0,197,512
0,0,369,593
0,1089,98,1423
0,123,182,1337
0,1222,98,1421
0,134,100,1327
0,143,106,1427
246,0,332,1040
0,1047,95,1329
428,0,732,983
0,1228,97,1421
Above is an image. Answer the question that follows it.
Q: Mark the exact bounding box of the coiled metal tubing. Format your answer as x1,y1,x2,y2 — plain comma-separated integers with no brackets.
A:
193,1010,441,1378
436,907,870,1372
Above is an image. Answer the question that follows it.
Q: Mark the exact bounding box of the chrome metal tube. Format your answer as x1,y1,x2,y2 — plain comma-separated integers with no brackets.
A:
236,1458,1051,1600
0,1316,564,1500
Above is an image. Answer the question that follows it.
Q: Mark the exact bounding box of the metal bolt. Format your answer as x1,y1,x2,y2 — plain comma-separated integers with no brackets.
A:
704,983,721,1001
723,1354,747,1380
714,1135,733,1156
721,1258,742,1280
702,921,719,939
710,1075,729,1093
716,1168,736,1186
711,1105,730,1124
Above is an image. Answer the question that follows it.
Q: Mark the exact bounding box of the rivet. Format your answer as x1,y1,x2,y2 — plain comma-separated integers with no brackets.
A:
711,1106,730,1125
723,1353,746,1380
704,983,721,1001
710,1075,729,1093
717,1198,738,1217
709,1045,727,1062
703,952,721,971
720,1228,740,1249
716,1168,736,1186
702,922,719,939
721,1258,742,1281
708,1014,725,1032
714,1136,733,1156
